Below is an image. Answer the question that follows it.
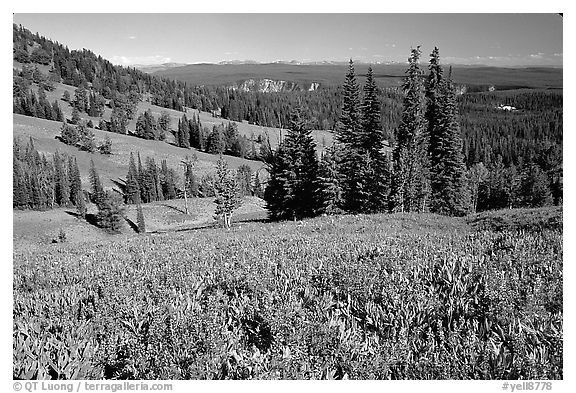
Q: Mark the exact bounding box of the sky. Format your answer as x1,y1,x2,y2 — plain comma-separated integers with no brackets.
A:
12,13,563,67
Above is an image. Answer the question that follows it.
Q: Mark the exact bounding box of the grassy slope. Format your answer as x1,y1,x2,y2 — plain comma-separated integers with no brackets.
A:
13,196,268,250
13,207,563,379
30,80,333,153
14,113,267,187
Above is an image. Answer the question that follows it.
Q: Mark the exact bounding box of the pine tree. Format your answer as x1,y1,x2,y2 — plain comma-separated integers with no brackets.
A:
177,115,190,148
390,47,430,213
78,121,96,153
253,172,264,198
264,105,321,220
160,159,177,200
75,188,87,218
135,109,158,140
96,191,125,233
70,106,81,125
68,156,82,206
60,122,79,146
336,59,361,147
125,152,141,204
110,106,128,134
318,146,345,215
519,163,552,207
158,111,171,141
73,85,89,113
360,66,384,152
53,151,70,206
89,159,105,207
136,203,146,233
137,152,146,203
213,155,242,229
207,125,226,154
236,165,252,197
426,49,468,216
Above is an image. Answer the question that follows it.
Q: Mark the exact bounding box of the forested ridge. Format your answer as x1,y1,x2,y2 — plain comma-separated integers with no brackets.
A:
13,23,562,218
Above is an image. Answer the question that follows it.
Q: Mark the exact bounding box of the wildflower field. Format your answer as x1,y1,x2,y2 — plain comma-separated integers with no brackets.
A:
13,207,562,380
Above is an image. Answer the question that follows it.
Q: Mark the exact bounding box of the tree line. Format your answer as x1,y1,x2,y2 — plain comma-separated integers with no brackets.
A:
263,48,561,220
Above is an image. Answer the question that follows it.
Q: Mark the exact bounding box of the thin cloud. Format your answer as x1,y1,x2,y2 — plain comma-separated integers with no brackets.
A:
128,36,137,40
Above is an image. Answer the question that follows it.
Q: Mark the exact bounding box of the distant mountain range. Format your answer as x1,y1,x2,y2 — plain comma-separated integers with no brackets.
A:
134,59,406,73
147,61,563,91
131,62,189,73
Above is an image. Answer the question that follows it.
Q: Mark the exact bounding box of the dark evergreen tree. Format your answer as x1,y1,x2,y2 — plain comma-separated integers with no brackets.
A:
68,156,82,207
89,159,105,207
336,59,361,147
75,189,87,218
110,106,128,134
360,66,384,151
207,125,226,154
137,152,146,203
60,122,79,146
136,203,146,233
53,151,70,206
177,115,191,148
135,109,158,140
426,50,469,216
158,111,171,141
77,121,96,153
390,47,430,213
264,105,321,220
160,159,177,200
519,162,552,207
213,155,242,229
236,165,252,197
70,106,81,125
125,152,141,204
318,146,345,215
73,85,89,113
96,191,125,233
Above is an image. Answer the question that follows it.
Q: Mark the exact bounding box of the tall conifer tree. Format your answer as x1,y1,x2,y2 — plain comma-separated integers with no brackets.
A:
264,105,321,220
125,152,141,204
390,47,430,213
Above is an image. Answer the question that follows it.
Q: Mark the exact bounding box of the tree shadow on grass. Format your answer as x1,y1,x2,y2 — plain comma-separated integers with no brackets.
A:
159,204,186,214
64,211,100,228
124,217,139,233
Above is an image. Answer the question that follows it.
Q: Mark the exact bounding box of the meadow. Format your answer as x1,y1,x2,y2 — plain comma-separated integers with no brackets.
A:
13,207,562,380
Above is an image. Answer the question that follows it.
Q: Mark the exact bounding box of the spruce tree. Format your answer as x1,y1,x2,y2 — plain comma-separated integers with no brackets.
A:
136,203,146,233
360,66,384,151
68,156,82,207
426,50,468,216
390,47,430,213
125,152,141,204
75,189,87,218
158,111,171,141
96,191,125,233
160,159,177,200
213,155,242,229
89,159,105,207
70,107,81,125
264,105,321,220
137,152,146,203
318,146,345,215
336,59,362,147
60,122,79,146
53,151,71,206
